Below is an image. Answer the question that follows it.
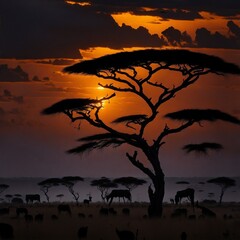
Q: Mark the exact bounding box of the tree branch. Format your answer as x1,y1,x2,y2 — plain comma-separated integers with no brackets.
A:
154,120,194,148
126,151,155,180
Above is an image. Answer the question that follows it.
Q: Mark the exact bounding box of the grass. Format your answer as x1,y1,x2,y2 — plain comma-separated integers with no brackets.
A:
0,202,240,239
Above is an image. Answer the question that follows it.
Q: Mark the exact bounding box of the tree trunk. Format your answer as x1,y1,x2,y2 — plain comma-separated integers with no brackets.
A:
219,189,224,205
148,174,165,217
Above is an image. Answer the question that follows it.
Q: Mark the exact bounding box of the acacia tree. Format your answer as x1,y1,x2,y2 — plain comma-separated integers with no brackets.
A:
42,49,240,217
113,177,146,192
61,176,84,204
207,177,236,204
38,178,61,202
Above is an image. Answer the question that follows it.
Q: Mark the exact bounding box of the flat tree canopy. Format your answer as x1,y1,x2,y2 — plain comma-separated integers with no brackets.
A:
64,49,240,75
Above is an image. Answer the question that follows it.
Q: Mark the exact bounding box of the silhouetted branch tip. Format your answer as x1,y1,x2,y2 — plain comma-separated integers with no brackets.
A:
165,109,240,125
112,114,147,124
182,142,223,154
41,98,100,115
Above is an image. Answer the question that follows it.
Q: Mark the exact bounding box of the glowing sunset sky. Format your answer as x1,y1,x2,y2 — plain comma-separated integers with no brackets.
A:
0,0,239,178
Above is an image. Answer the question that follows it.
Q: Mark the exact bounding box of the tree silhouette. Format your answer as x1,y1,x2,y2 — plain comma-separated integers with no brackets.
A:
91,177,117,201
38,178,61,202
182,142,223,155
61,176,84,204
113,177,146,192
0,184,9,195
42,49,240,217
207,177,236,204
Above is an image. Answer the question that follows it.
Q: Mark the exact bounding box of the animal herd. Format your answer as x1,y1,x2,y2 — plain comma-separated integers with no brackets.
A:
0,187,234,239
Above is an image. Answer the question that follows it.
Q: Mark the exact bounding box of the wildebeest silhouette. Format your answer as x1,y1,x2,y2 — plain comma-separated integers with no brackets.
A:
25,194,40,203
106,190,131,205
0,208,9,215
99,207,109,216
196,202,216,218
122,208,130,215
175,188,195,208
16,207,28,217
35,214,44,222
0,222,14,239
77,226,88,239
58,204,71,215
25,214,33,222
115,228,136,240
171,208,188,218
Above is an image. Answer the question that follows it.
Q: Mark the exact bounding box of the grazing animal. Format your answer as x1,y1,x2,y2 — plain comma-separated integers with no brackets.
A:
25,214,33,222
122,208,130,215
109,208,117,215
171,208,188,218
0,223,14,239
51,214,58,220
35,214,44,222
106,190,131,205
99,207,109,216
175,188,195,208
0,208,9,215
188,214,196,220
83,195,92,205
16,207,28,217
58,204,71,215
170,198,175,204
115,228,136,240
77,226,88,239
181,231,187,240
196,202,216,218
25,194,40,203
78,213,86,218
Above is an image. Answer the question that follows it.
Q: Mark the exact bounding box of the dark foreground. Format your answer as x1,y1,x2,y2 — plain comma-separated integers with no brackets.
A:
0,202,240,239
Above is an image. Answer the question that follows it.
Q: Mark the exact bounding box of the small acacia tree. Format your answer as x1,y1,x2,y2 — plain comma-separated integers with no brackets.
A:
61,176,84,204
207,177,236,204
38,178,61,202
42,49,240,217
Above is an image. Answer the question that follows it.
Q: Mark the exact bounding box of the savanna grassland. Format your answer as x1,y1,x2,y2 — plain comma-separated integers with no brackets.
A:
0,202,240,240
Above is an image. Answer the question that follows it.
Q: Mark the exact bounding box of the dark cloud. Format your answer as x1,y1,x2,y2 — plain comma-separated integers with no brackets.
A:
0,89,24,104
31,75,50,82
195,21,240,49
161,27,193,46
80,0,240,19
36,59,79,65
1,0,239,59
161,21,240,49
227,21,240,37
0,0,165,59
0,65,29,82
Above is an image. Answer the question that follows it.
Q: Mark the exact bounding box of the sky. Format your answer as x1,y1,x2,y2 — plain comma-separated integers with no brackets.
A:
0,0,239,178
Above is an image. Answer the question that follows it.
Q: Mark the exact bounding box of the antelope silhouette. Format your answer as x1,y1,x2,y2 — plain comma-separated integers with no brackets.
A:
83,195,92,204
115,228,137,240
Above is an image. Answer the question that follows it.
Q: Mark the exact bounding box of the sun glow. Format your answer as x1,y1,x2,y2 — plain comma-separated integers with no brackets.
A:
97,86,104,90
